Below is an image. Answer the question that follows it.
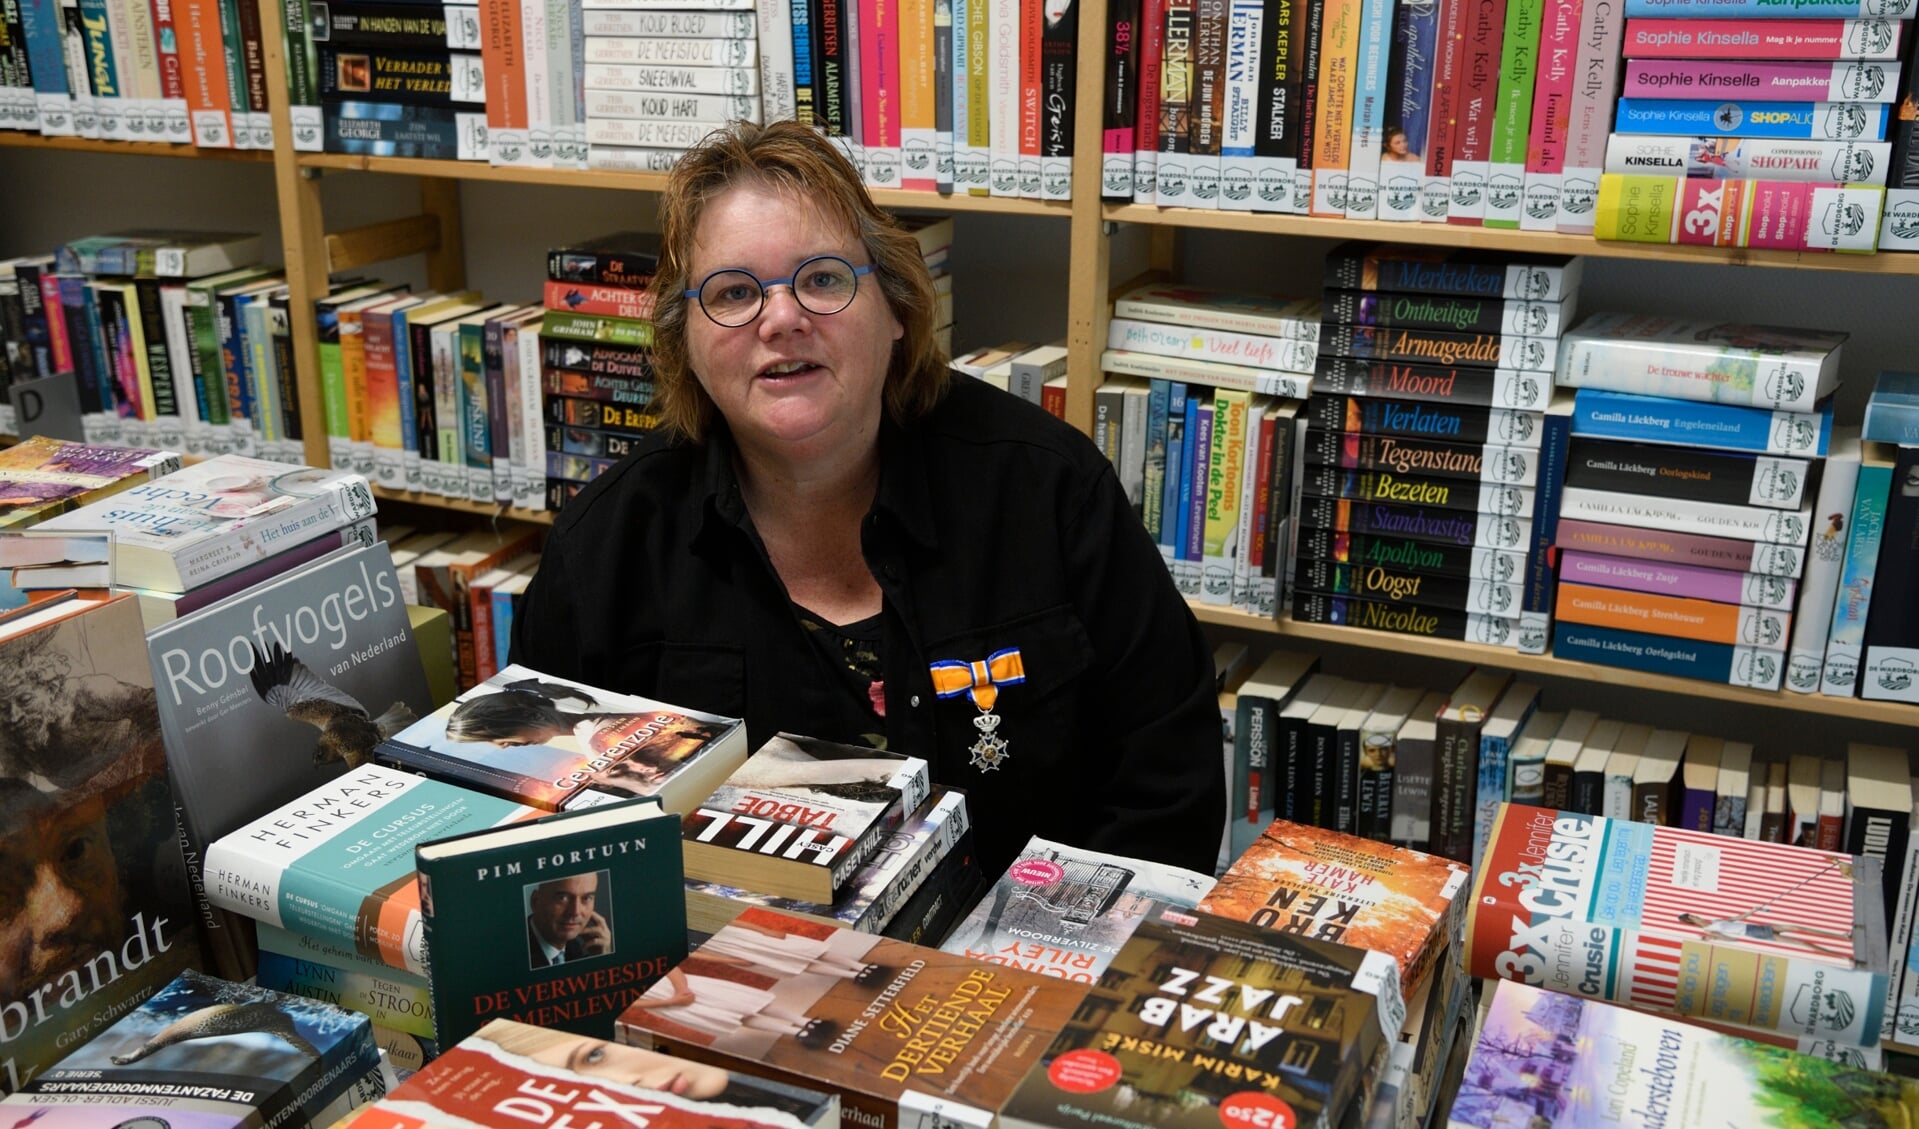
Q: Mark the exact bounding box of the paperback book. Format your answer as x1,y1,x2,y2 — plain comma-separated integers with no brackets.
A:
0,436,181,529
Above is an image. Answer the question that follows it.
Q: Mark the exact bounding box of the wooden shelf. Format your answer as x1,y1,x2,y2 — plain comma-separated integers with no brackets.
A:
370,485,556,526
296,153,1073,216
1190,602,1919,728
1103,203,1919,275
0,133,272,161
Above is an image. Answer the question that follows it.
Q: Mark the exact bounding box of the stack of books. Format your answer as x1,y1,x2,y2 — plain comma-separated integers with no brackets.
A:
1551,313,1844,690
582,2,765,171
1292,242,1581,653
0,435,180,529
540,231,661,510
1096,284,1317,615
310,0,489,162
1596,8,1905,252
898,215,955,355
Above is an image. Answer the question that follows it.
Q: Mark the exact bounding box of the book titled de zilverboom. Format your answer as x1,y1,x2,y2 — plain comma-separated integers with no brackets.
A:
35,454,378,592
1467,802,1889,1049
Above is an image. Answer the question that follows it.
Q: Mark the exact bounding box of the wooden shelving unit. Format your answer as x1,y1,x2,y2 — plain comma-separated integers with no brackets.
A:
0,132,273,160
370,486,556,526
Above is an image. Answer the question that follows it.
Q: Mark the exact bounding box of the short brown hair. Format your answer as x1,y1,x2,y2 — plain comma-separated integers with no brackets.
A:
649,121,950,441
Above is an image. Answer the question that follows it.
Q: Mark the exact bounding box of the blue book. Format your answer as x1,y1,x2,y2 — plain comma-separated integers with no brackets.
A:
217,286,260,427
1518,396,1574,653
1162,385,1188,560
1473,684,1538,867
1144,378,1172,540
1553,621,1787,691
1623,0,1913,16
392,303,423,485
18,0,71,130
1379,0,1439,220
1613,98,1890,141
1821,449,1895,694
1862,371,1919,447
791,0,814,112
1574,387,1835,457
1344,0,1400,218
1184,397,1215,595
1173,394,1200,594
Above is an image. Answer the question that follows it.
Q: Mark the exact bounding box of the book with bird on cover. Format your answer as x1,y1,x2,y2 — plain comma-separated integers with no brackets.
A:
0,968,384,1128
147,542,432,981
0,595,203,1095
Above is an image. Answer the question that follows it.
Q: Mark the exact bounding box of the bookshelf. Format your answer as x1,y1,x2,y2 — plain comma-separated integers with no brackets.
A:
0,133,274,161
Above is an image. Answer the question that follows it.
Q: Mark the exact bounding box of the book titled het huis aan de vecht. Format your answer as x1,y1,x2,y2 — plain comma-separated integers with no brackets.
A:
1468,802,1889,1049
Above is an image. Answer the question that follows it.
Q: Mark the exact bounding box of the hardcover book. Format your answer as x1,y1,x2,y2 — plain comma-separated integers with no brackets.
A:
1556,312,1846,413
1,968,381,1128
205,765,538,978
0,595,202,1094
374,663,749,813
338,1018,836,1129
1322,242,1583,302
1449,980,1919,1129
1467,802,1889,1048
35,454,379,593
681,733,931,903
995,905,1404,1129
617,907,1090,1129
939,835,1216,981
149,542,433,980
1199,819,1469,1005
416,795,686,1046
0,436,181,529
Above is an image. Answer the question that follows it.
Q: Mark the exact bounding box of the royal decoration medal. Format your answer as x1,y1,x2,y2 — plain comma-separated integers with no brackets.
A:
929,649,1026,771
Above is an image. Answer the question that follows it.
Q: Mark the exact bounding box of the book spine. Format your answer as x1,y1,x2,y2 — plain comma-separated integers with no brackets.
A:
1557,0,1621,230
1215,0,1260,210
1154,0,1194,203
1782,443,1861,691
1290,0,1325,210
1298,523,1527,578
1886,828,1919,1045
1182,397,1213,593
1558,485,1813,545
1564,438,1811,510
1293,589,1516,644
480,0,528,163
1313,354,1550,409
1376,0,1437,222
1609,134,1893,183
1559,332,1831,412
1102,348,1313,395
1296,558,1523,614
231,0,269,148
1113,295,1319,338
1480,0,1538,228
1246,0,1291,209
21,0,74,131
1557,579,1792,649
1330,290,1566,338
1622,0,1915,15
1445,0,1504,222
1556,516,1806,577
1187,0,1225,206
1320,322,1555,371
1340,0,1395,219
1516,0,1573,230
1554,620,1787,689
173,0,233,145
934,0,953,188
1561,549,1798,609
1306,427,1539,484
1106,0,1142,195
1108,317,1317,371
1299,493,1532,549
1515,397,1569,652
1311,390,1546,446
1431,709,1479,862
1622,58,1897,102
1622,18,1903,60
1859,444,1919,702
1419,0,1463,219
1321,245,1577,299
582,85,761,119
318,46,485,107
1572,388,1833,456
1308,0,1361,216
1613,97,1889,140
1301,466,1537,517
1037,0,1074,198
1130,0,1164,197
255,951,437,1038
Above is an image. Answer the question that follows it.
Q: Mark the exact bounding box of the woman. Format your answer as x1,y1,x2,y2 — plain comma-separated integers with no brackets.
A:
511,120,1223,878
443,679,725,794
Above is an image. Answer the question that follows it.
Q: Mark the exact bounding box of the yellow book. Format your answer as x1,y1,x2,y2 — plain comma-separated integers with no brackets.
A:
1202,388,1251,607
104,281,160,428
1310,0,1363,217
965,0,991,194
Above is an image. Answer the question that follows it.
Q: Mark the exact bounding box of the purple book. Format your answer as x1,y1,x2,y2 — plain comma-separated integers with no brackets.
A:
1621,58,1898,102
1558,549,1799,610
1554,518,1805,579
160,521,376,619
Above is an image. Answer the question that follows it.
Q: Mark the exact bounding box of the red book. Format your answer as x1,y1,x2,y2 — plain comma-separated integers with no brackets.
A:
543,279,656,321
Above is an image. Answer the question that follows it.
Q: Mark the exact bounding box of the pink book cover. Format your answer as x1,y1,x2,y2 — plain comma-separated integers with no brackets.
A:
1559,549,1800,610
1555,518,1806,578
39,273,72,373
1557,0,1621,231
1132,0,1166,195
1518,0,1580,230
1622,18,1902,61
1622,58,1897,101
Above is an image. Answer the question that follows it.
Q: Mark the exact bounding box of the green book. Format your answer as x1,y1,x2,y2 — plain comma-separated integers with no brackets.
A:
539,309,655,349
1483,0,1543,229
415,796,686,1047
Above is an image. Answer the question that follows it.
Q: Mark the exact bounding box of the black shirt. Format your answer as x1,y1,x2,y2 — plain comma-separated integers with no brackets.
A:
509,376,1224,878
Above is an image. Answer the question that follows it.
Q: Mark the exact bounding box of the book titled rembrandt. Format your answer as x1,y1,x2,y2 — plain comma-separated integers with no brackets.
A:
1467,802,1889,1048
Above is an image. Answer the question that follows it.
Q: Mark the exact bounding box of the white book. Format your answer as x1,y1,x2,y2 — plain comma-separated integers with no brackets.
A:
515,318,548,511
582,62,761,95
1886,787,1919,1045
584,35,758,63
1007,341,1068,405
1100,348,1313,398
587,143,691,171
988,0,1019,197
754,0,795,121
522,0,557,166
584,117,718,148
578,8,756,34
546,0,585,167
584,90,763,122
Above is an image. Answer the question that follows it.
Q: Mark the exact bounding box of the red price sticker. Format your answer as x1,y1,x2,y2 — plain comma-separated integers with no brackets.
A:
1219,1092,1296,1129
1009,858,1065,886
1047,1050,1121,1094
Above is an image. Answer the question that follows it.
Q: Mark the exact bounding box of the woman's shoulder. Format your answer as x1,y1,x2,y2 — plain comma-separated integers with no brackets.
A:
917,374,1108,473
547,427,709,537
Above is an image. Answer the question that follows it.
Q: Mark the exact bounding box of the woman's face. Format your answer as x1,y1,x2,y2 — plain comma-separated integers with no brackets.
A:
1387,131,1408,155
532,1037,731,1100
684,182,903,464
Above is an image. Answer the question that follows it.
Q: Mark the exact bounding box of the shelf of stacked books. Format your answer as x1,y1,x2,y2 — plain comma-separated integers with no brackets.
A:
0,133,275,161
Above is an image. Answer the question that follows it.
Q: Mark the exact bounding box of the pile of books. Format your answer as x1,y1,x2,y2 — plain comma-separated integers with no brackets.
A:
1292,242,1580,653
581,5,765,172
540,232,661,510
1596,8,1904,252
1551,313,1843,690
308,1,489,162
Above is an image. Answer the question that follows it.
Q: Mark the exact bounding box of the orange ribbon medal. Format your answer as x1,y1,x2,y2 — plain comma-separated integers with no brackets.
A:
929,648,1025,771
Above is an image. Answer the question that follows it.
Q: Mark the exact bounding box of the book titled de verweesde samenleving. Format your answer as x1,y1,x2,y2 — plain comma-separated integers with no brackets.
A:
374,664,748,814
1448,979,1919,1129
1468,802,1889,1049
416,796,688,1047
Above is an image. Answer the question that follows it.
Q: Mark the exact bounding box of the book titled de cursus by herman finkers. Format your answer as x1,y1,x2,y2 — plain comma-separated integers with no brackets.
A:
374,665,747,815
1448,979,1919,1129
0,595,203,1095
0,969,386,1129
995,905,1405,1129
937,836,1217,982
336,1018,836,1129
34,454,378,593
616,907,1090,1129
415,796,687,1047
1467,802,1891,1050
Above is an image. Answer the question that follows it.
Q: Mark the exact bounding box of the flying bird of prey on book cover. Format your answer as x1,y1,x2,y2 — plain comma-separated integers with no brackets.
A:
249,641,417,766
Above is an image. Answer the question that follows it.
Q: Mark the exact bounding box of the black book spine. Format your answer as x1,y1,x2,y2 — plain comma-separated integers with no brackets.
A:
1296,494,1531,551
1430,712,1478,864
1277,710,1309,822
1299,465,1535,517
409,319,438,461
1305,716,1335,828
1304,427,1537,485
1861,445,1919,698
1321,289,1562,335
1040,0,1076,180
545,248,661,287
814,0,846,138
132,279,179,420
483,315,510,495
318,46,483,106
547,394,660,435
1319,322,1554,372
1357,738,1393,842
543,368,656,405
1308,392,1541,447
1291,0,1323,208
1567,766,1604,816
540,338,655,378
547,478,583,510
1296,524,1525,581
0,275,27,386
61,281,103,415
1188,0,1226,203
316,1,455,50
93,285,128,416
1321,244,1574,297
1564,437,1808,511
268,296,302,441
1102,0,1139,196
1295,558,1521,618
1889,31,1919,189
1312,355,1550,410
1521,405,1572,622
1262,413,1299,581
1249,0,1290,209
1334,722,1360,834
1290,590,1516,647
549,423,643,460
13,261,54,378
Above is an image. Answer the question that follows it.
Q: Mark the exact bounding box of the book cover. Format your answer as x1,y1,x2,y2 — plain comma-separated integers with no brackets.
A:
1200,819,1468,1005
1450,980,1919,1129
374,663,748,813
338,1018,837,1129
1322,241,1582,300
3,968,381,1128
1558,312,1845,413
1620,17,1904,59
995,905,1403,1129
35,454,378,593
617,907,1090,1129
682,733,931,903
205,765,537,978
0,596,203,1094
1390,690,1448,851
1468,803,1890,1047
415,796,686,1046
0,436,181,530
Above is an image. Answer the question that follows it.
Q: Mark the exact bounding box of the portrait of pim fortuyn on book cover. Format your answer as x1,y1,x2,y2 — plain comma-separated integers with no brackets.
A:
0,597,202,1094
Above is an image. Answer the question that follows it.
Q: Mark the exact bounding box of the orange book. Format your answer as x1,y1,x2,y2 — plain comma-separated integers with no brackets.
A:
1309,0,1362,217
1555,581,1793,649
479,0,530,166
1199,818,1469,1005
1017,0,1043,196
899,0,936,190
173,0,235,147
